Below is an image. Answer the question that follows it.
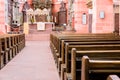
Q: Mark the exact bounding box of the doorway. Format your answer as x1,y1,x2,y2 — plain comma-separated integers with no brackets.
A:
114,13,119,34
89,14,92,33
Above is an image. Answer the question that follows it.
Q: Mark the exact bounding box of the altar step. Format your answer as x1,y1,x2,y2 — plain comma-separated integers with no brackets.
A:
25,34,50,41
25,23,54,41
28,23,53,34
26,29,52,41
29,29,52,34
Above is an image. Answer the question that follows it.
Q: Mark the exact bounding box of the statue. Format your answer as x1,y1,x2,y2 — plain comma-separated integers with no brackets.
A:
60,1,66,11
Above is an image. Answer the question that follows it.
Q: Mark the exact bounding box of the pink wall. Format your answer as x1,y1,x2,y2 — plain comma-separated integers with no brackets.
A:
0,1,6,34
27,0,32,5
92,0,114,33
119,1,120,35
73,0,88,33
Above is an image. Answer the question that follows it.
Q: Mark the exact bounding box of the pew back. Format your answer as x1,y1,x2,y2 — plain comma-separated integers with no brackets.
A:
81,56,120,80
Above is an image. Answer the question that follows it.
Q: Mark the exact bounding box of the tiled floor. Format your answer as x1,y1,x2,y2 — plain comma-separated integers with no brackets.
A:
0,41,60,80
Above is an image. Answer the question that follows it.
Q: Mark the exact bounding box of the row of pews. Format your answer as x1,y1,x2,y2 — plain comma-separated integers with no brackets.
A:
50,31,120,80
0,33,25,69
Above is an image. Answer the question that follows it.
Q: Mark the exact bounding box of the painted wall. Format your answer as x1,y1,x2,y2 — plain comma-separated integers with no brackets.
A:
27,0,32,5
73,0,88,33
92,0,114,33
119,1,120,35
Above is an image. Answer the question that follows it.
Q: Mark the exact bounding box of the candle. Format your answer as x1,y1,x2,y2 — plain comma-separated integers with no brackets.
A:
52,16,53,22
54,17,56,22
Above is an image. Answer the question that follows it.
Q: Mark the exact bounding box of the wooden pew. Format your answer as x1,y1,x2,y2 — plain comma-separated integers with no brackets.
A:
61,41,120,63
60,44,120,73
0,34,15,68
50,32,120,79
0,36,8,68
81,56,120,80
50,32,117,54
66,48,120,80
51,34,120,64
5,35,13,61
7,34,25,55
70,48,120,80
51,33,119,55
0,34,25,69
52,34,120,68
57,41,120,72
55,38,120,67
107,75,120,80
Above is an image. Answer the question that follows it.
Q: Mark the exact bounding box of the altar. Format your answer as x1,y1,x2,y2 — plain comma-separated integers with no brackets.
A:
36,22,54,30
23,7,55,34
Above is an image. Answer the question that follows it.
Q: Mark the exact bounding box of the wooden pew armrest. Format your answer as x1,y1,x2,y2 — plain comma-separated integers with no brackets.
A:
58,58,62,62
66,73,72,80
6,48,10,51
61,64,66,69
13,45,16,47
107,75,120,80
56,53,59,57
1,51,5,55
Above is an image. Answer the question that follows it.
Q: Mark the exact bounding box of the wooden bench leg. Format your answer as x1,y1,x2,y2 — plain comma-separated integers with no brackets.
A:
0,54,4,69
61,64,66,80
58,58,62,73
12,48,16,57
5,52,9,64
9,49,12,60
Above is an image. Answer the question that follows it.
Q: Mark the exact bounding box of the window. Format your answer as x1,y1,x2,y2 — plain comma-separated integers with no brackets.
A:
99,11,105,19
82,13,87,24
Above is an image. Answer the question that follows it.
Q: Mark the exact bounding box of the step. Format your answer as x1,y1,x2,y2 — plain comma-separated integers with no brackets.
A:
25,34,50,41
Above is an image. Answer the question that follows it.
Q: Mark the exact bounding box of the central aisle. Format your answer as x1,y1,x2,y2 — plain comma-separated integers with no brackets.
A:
0,41,60,80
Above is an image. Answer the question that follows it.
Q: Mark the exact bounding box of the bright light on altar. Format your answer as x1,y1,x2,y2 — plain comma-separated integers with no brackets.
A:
26,8,34,15
27,8,50,15
34,8,42,15
26,8,52,23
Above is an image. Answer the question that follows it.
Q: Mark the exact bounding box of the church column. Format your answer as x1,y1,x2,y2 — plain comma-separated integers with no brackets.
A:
92,0,114,33
66,0,73,30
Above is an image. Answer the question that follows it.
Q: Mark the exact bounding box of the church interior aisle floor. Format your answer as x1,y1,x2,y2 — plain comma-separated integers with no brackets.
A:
0,41,60,80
